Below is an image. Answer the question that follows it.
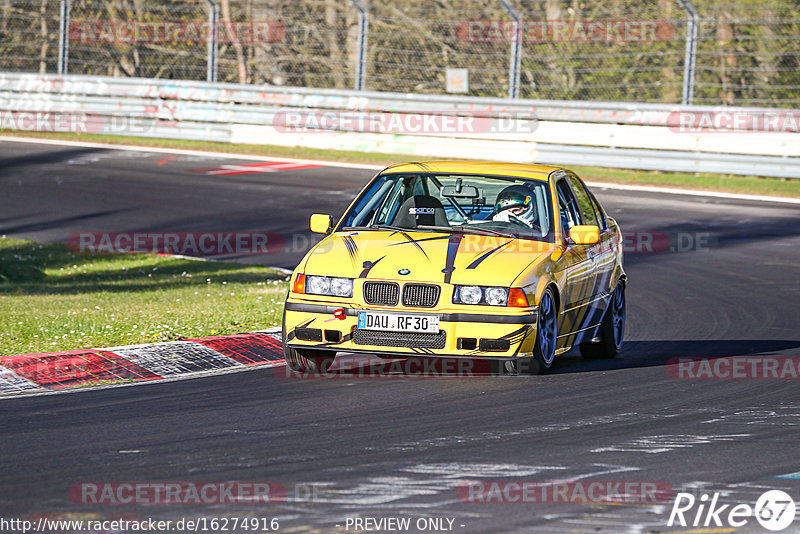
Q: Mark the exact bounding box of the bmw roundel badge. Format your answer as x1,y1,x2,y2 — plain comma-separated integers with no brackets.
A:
398,268,411,276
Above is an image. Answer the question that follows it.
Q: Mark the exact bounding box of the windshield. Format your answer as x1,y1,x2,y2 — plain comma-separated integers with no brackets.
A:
339,173,555,242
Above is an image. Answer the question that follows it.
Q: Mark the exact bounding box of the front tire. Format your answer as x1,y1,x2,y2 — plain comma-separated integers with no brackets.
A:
282,316,335,374
580,282,625,359
523,287,558,375
284,346,335,374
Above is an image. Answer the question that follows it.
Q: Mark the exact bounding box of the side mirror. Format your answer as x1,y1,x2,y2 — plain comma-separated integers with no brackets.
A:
310,213,333,234
569,225,599,245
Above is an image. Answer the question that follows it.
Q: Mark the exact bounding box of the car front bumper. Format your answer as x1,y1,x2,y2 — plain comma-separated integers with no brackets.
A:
283,299,539,359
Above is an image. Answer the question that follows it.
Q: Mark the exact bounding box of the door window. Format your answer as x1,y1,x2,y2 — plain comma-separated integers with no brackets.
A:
556,179,582,232
566,175,599,227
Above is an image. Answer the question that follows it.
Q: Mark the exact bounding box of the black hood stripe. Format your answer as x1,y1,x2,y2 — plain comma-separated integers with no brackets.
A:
466,240,513,270
342,236,359,265
399,231,430,260
359,256,386,278
442,233,463,284
389,234,450,248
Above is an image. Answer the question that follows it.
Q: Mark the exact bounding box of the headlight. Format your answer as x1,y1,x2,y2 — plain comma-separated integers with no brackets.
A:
330,277,353,297
453,285,521,306
303,276,353,297
457,285,482,305
306,275,330,295
484,287,508,306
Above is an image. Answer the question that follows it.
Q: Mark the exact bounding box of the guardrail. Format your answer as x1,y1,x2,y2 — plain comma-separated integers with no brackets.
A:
0,73,798,178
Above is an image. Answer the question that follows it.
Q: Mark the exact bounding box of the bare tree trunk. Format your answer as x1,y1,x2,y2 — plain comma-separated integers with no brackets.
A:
658,0,679,102
345,1,359,88
544,0,570,96
326,0,343,88
38,0,48,73
221,0,247,83
716,9,735,104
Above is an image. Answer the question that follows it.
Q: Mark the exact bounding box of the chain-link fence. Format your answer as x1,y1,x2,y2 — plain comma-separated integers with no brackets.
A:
68,0,210,80
1,0,799,107
0,0,62,74
510,1,688,102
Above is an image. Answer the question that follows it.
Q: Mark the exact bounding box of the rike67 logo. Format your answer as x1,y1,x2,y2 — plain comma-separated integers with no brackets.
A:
668,490,796,531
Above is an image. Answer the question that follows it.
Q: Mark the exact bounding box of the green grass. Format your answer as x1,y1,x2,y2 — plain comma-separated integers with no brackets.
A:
0,237,289,356
3,130,799,198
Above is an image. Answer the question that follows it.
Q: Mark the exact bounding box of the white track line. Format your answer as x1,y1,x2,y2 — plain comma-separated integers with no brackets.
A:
0,135,384,170
3,135,799,205
584,181,800,205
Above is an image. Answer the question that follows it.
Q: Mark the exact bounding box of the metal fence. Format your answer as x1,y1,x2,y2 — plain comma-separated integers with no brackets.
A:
1,0,799,107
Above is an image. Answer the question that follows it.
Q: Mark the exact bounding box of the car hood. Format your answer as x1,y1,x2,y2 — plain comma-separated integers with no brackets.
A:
301,230,556,286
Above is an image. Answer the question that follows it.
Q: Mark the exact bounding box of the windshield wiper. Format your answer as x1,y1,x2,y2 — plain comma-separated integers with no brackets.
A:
457,226,516,238
419,225,515,238
341,225,405,232
370,224,419,232
342,224,436,233
416,225,457,233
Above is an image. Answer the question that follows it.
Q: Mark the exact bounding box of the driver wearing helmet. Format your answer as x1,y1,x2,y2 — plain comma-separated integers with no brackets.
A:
492,185,538,229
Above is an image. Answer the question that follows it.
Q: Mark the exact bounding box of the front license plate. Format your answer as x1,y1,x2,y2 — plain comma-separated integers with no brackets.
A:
358,311,439,334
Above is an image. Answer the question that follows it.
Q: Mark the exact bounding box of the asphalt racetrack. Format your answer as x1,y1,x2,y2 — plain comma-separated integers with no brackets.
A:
1,139,800,532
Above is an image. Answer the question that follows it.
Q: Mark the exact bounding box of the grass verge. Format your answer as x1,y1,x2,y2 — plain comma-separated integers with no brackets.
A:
2,130,799,198
0,237,288,356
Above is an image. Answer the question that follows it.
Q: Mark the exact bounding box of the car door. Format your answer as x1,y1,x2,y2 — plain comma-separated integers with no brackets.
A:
565,174,614,337
553,176,596,350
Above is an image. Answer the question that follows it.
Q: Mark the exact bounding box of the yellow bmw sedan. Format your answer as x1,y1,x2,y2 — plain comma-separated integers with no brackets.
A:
282,161,626,374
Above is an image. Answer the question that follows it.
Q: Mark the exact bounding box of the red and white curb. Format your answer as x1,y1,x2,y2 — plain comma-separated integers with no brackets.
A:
0,329,284,396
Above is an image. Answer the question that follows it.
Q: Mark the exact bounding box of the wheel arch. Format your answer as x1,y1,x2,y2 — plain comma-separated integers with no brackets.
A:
546,282,561,313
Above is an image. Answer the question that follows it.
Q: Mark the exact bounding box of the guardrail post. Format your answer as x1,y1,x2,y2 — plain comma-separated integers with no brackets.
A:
350,0,368,90
498,0,521,99
204,0,220,82
57,0,70,74
676,0,698,105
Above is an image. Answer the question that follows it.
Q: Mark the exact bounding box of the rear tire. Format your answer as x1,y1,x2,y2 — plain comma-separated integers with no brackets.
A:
580,282,625,359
